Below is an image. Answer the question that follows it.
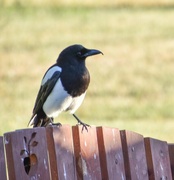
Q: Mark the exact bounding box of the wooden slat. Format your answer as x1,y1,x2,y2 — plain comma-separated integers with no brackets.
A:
46,125,77,180
1,125,174,179
0,137,7,180
4,128,51,180
120,130,148,179
97,127,126,180
73,126,102,180
168,143,174,179
144,138,172,180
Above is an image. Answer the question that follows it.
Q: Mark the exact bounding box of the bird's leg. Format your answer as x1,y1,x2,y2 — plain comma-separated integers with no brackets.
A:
72,114,90,132
49,117,62,127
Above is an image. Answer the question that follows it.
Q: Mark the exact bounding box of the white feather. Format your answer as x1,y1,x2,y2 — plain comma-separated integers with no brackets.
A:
67,92,86,114
41,66,62,85
43,79,86,117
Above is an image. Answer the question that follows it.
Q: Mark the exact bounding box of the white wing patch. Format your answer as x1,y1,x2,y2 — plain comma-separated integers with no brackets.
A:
41,66,62,85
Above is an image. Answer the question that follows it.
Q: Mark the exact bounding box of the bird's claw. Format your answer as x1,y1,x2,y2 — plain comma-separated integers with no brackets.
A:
73,114,90,132
77,121,90,132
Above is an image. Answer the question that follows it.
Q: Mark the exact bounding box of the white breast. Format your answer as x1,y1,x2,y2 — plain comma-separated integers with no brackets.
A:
43,79,86,118
67,92,86,114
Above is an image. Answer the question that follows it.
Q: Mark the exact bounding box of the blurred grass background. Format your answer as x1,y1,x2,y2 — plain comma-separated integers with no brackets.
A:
0,0,174,142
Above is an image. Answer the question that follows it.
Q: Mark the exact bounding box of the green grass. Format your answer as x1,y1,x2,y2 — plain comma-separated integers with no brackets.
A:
1,0,174,7
0,5,174,142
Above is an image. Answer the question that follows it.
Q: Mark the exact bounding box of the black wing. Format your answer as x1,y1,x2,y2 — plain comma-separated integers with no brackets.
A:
31,71,61,118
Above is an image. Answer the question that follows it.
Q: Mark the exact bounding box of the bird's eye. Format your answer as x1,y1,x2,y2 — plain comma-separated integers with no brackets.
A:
77,52,82,57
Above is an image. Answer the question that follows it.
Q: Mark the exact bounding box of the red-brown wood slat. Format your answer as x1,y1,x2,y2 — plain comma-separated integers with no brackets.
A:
4,128,51,180
168,143,174,179
46,125,77,180
0,136,7,180
97,127,126,180
120,130,148,180
144,138,173,180
73,126,102,180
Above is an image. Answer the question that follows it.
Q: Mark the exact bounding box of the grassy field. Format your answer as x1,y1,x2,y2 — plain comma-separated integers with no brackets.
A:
0,4,174,142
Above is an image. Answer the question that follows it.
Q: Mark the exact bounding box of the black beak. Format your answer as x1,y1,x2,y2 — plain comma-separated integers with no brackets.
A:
81,49,103,58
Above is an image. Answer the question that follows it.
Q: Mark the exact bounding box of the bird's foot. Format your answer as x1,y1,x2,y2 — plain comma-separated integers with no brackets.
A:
73,114,90,132
51,122,62,127
78,120,90,132
47,118,62,127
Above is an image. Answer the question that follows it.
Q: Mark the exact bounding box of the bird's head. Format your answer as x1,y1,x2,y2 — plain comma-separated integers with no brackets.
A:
57,44,103,66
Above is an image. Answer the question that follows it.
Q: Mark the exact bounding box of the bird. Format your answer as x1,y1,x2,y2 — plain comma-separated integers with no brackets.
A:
28,44,103,131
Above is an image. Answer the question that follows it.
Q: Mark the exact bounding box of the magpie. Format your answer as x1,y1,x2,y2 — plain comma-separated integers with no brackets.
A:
29,44,103,131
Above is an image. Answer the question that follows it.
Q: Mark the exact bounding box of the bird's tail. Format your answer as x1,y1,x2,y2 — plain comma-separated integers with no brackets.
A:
28,114,53,127
28,114,39,127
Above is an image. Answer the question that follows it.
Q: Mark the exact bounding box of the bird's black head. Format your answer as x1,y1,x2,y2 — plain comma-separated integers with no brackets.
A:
57,44,103,66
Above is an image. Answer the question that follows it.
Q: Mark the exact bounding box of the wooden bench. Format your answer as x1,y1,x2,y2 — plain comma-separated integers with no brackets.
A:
0,125,174,179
